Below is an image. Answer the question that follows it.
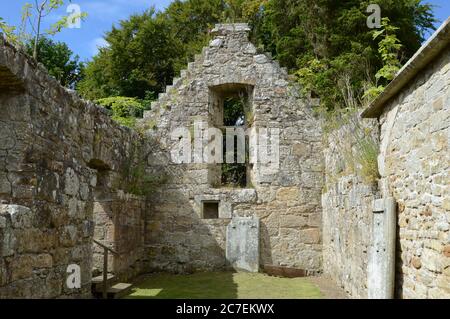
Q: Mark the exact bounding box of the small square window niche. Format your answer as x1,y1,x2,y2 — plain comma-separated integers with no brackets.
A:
203,201,219,219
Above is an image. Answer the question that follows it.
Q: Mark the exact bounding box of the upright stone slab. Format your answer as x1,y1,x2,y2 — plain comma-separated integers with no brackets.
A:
226,216,260,272
368,197,396,299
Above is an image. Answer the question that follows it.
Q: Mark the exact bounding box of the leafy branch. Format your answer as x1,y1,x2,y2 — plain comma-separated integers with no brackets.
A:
2,1,87,59
364,17,402,101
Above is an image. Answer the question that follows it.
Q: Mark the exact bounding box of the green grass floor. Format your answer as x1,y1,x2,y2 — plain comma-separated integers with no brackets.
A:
125,272,323,299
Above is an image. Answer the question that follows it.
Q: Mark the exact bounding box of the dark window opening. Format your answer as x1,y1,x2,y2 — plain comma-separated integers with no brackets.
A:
208,83,254,189
221,134,249,188
223,96,246,127
203,201,219,219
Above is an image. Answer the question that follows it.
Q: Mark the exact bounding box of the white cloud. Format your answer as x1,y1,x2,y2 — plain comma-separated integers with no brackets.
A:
90,37,109,56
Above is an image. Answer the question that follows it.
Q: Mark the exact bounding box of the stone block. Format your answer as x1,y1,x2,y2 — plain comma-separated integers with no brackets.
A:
276,187,299,201
0,215,6,228
411,257,422,269
1,229,16,257
299,228,320,244
422,249,443,272
0,205,33,228
60,225,78,247
34,254,53,268
444,245,450,257
10,255,34,281
292,142,310,157
0,173,11,195
64,167,79,196
226,216,259,272
230,189,257,203
280,215,308,228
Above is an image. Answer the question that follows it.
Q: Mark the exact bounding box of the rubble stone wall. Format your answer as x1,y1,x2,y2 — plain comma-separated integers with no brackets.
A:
322,46,450,299
378,45,450,299
321,120,380,298
0,37,147,298
141,24,324,273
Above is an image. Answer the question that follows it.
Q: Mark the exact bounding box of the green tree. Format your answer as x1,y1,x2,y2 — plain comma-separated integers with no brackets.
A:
364,18,403,100
20,0,87,59
78,8,181,99
25,37,84,88
0,17,19,43
77,0,436,113
78,1,226,100
260,0,435,110
96,96,146,128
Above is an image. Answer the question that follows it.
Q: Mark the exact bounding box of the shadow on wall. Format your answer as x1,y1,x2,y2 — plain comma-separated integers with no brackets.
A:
395,213,404,299
90,159,146,281
260,222,273,267
144,144,234,273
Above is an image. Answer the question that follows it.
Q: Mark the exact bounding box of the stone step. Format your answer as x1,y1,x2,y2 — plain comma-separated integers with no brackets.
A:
150,101,159,110
172,77,181,87
91,273,116,291
143,110,152,119
104,283,133,299
194,53,203,62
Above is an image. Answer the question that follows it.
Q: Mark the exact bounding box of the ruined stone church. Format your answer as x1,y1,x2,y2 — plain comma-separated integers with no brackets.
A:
0,20,449,299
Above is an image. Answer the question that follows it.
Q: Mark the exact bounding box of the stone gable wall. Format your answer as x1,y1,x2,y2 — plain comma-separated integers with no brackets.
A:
141,24,324,273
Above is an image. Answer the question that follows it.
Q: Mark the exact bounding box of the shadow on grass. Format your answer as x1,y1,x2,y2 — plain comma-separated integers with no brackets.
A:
125,271,323,299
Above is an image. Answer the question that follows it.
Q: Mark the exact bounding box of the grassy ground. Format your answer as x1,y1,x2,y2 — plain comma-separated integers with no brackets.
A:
125,272,323,299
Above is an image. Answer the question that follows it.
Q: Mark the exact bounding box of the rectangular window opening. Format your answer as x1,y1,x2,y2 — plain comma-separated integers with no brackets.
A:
208,84,254,189
203,201,219,219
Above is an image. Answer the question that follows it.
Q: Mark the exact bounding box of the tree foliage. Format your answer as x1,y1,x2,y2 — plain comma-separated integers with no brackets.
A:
96,96,146,128
20,0,87,59
75,0,435,111
364,17,403,100
25,37,84,88
78,2,225,100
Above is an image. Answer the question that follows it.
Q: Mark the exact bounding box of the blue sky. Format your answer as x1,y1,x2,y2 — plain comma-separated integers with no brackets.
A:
0,0,173,61
0,0,449,62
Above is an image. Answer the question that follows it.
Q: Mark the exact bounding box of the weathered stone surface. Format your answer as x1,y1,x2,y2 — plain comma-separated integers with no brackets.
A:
377,45,450,299
412,257,422,269
322,118,380,299
0,37,147,298
226,216,259,272
141,23,324,273
276,187,300,201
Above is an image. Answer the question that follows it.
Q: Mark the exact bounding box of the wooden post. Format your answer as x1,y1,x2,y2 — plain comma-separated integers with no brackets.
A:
103,248,108,299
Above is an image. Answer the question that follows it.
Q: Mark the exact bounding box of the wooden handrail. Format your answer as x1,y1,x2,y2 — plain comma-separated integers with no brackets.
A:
92,239,120,299
93,239,119,255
